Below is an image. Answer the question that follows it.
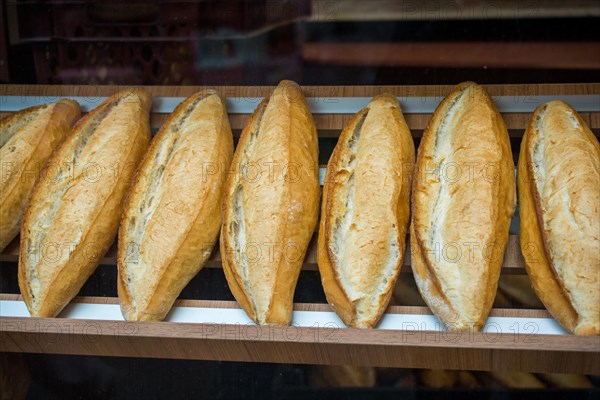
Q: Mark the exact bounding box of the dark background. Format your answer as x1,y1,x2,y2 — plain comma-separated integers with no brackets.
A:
1,0,599,86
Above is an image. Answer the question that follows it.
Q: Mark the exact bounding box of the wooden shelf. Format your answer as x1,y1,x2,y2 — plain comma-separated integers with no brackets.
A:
310,0,600,21
1,83,599,374
2,295,599,374
303,42,600,70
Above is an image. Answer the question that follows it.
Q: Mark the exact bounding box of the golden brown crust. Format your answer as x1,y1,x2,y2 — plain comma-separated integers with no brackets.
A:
221,80,319,325
18,89,151,318
318,94,414,328
518,100,599,335
0,100,80,251
220,99,268,324
117,90,233,321
317,108,366,327
411,81,515,331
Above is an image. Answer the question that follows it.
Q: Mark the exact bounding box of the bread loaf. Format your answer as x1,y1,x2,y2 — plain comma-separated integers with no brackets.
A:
411,81,515,331
18,89,151,317
221,80,319,325
318,94,414,328
118,91,233,321
0,100,80,251
517,100,600,335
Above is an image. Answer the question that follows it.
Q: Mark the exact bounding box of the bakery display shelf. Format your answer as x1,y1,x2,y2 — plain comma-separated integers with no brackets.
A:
1,84,599,374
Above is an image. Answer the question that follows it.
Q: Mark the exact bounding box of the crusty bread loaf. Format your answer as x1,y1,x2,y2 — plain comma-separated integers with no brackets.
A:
411,81,515,331
221,80,319,325
118,91,233,321
18,89,151,318
317,94,414,328
0,100,80,251
517,100,600,335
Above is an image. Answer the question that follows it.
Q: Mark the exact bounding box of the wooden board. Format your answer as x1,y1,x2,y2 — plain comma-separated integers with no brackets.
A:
1,294,598,373
303,42,600,70
1,294,598,374
1,83,599,373
310,0,600,21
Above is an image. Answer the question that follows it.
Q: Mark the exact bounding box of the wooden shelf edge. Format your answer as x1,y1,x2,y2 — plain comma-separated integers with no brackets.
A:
2,294,598,373
1,314,598,374
1,83,599,98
